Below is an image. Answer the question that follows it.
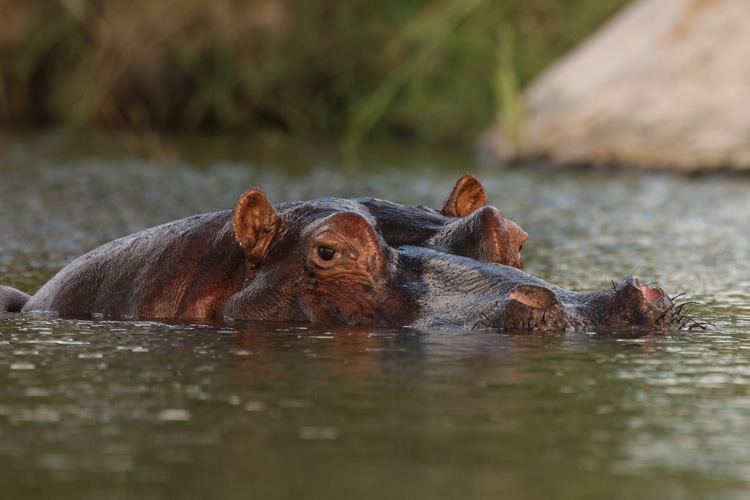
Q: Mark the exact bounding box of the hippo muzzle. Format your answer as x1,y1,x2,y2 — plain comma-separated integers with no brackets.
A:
405,248,685,333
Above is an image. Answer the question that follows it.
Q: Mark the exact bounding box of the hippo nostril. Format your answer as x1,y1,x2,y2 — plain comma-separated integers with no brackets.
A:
627,276,665,303
618,276,666,304
616,276,665,304
639,284,664,303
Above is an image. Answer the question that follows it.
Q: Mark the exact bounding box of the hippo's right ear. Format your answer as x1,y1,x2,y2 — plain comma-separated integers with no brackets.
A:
234,189,280,269
441,174,487,217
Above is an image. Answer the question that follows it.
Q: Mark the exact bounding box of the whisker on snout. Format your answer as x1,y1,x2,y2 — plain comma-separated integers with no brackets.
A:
670,295,714,331
669,292,688,302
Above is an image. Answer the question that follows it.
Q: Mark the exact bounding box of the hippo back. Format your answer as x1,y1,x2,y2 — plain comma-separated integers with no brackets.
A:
23,211,246,319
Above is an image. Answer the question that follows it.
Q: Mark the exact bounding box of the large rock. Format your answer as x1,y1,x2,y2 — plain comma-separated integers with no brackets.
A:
481,0,750,171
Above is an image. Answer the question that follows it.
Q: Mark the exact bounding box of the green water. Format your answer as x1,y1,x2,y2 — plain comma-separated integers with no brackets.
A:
1,135,750,500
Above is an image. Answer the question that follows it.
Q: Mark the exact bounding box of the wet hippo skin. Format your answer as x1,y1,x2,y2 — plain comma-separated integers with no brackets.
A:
0,175,685,332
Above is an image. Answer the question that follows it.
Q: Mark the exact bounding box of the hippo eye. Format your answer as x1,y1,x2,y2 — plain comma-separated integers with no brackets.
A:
519,245,523,252
317,246,337,261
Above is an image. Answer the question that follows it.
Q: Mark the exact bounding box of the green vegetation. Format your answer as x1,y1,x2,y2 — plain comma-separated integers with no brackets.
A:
0,0,627,149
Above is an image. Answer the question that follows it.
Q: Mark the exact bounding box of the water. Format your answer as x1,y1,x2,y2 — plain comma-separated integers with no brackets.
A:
1,134,750,499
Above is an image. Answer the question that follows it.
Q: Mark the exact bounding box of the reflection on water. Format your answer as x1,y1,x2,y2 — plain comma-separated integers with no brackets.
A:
1,135,750,499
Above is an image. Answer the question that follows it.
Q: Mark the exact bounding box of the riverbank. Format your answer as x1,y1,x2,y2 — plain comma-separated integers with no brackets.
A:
0,0,625,150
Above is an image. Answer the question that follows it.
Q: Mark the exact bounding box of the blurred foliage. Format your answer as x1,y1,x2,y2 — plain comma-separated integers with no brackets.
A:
0,0,627,147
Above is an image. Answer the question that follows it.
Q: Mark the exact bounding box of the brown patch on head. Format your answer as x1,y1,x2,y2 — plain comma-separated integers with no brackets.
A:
306,212,387,283
479,207,529,269
441,174,487,217
428,202,529,269
439,175,528,268
234,189,280,269
302,212,406,325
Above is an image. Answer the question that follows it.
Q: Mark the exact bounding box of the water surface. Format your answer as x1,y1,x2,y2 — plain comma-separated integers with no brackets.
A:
1,135,750,500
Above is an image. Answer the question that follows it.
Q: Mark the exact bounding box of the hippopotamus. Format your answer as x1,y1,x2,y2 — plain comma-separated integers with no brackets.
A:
0,175,685,333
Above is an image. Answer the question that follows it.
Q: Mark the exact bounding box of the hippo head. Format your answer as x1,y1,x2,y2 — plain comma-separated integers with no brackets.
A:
430,274,686,333
356,174,528,268
220,175,525,325
403,248,686,334
218,177,685,334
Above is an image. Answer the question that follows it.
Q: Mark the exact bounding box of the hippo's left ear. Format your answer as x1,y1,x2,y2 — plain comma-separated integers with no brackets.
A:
234,189,280,269
440,174,487,217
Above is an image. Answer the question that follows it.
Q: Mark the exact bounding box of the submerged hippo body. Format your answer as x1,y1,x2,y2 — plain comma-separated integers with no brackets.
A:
0,175,685,333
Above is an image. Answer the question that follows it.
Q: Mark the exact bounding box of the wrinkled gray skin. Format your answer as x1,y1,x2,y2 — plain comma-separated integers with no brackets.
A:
400,247,683,332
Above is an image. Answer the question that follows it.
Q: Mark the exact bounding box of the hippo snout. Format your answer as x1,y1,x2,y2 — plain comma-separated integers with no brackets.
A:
635,279,667,303
496,277,684,334
619,276,672,308
590,276,684,332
